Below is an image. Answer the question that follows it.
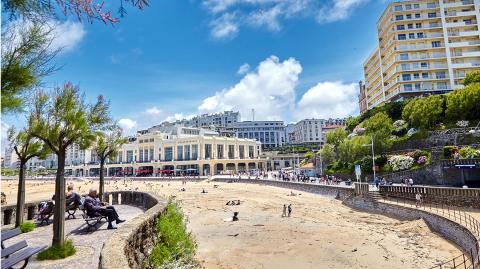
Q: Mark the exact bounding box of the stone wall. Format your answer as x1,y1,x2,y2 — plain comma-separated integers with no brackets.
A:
211,177,354,200
99,191,167,269
343,197,480,265
1,200,44,226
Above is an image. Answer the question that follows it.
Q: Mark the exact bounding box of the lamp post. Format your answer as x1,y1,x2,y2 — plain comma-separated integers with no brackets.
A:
363,136,376,182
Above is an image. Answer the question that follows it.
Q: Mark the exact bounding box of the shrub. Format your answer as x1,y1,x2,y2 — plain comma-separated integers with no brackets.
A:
444,146,456,158
412,149,429,161
375,155,388,167
19,221,35,233
37,240,76,260
417,156,427,165
459,146,480,159
148,201,198,268
388,155,414,172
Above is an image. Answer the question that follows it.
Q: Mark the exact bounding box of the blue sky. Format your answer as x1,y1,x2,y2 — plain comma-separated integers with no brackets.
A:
3,0,390,137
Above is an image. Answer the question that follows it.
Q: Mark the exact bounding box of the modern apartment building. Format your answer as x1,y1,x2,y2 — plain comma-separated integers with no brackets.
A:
362,0,480,112
65,126,265,176
293,119,325,144
230,121,286,149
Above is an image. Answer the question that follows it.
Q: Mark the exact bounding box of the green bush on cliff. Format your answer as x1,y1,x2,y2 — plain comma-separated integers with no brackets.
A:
147,201,198,269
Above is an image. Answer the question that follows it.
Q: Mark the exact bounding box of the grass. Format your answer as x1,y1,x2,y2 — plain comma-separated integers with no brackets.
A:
147,201,198,269
19,221,35,233
37,240,76,261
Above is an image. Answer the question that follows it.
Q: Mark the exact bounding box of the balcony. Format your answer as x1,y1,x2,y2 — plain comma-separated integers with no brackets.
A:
448,30,480,37
443,0,475,8
396,43,444,51
395,63,448,72
395,53,447,61
445,10,477,17
449,40,480,47
451,62,480,68
445,20,478,27
452,50,480,57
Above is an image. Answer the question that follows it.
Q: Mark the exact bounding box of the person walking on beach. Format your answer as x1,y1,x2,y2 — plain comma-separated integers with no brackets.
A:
287,204,292,217
282,204,287,217
415,193,422,207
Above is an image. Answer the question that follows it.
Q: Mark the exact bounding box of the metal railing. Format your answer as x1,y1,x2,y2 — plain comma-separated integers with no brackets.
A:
374,192,480,268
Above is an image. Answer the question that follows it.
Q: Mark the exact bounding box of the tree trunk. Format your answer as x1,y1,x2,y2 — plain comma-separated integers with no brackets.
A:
52,150,66,247
99,159,105,202
15,160,26,227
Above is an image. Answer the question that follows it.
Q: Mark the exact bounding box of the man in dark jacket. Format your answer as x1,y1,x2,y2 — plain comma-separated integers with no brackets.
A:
84,188,125,229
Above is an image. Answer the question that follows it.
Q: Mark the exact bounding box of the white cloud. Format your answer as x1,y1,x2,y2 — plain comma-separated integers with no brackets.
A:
202,0,366,39
118,118,137,135
50,20,86,52
295,81,359,120
316,0,366,23
199,55,302,121
237,63,250,75
145,106,162,116
210,13,239,40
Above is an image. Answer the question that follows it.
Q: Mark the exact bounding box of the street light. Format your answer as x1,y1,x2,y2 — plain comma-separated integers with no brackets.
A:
363,136,376,182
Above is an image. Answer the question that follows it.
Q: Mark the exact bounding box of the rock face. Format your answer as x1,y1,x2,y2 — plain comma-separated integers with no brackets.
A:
100,191,167,269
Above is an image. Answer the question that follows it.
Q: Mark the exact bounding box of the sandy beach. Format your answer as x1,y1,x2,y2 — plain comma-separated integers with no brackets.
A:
1,178,461,268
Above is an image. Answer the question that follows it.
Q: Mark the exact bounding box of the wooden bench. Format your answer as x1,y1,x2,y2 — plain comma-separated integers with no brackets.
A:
81,210,107,231
1,228,46,269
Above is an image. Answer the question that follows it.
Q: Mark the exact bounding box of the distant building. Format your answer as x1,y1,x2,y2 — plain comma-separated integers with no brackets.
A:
285,124,296,144
3,147,18,169
185,111,240,128
358,81,368,115
294,119,325,144
230,121,286,149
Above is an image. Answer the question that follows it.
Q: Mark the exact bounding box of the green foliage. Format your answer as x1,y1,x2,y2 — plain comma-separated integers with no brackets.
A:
19,221,35,233
345,116,360,133
326,128,347,157
338,135,370,163
37,240,76,260
459,147,480,159
364,112,393,153
359,100,406,122
402,95,444,129
375,155,388,167
318,144,335,166
148,201,198,268
412,149,429,161
445,83,480,121
1,22,58,114
443,146,456,158
463,70,480,86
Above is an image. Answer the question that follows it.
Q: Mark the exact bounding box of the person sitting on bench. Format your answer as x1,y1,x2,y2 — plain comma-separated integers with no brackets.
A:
84,188,125,230
66,184,81,209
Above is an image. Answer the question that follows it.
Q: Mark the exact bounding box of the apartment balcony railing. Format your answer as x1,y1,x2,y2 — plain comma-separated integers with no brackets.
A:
395,53,447,61
452,50,480,57
449,40,480,47
448,30,480,37
395,63,449,72
391,3,439,12
384,84,451,100
392,14,440,23
445,20,477,28
451,62,480,68
396,43,444,51
395,75,449,83
443,0,475,8
445,10,477,17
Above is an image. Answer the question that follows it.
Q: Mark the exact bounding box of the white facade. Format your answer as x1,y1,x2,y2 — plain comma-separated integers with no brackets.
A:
65,126,266,176
230,121,286,149
294,119,325,144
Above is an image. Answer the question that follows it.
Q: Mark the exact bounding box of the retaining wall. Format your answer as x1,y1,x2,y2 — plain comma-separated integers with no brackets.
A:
99,191,167,269
343,197,480,264
211,177,355,199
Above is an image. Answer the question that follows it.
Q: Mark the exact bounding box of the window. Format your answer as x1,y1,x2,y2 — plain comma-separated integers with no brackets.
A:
437,82,448,89
228,145,235,159
398,34,407,40
422,73,429,78
432,41,441,47
248,146,254,158
239,145,245,159
414,4,420,9
405,4,412,10
165,147,173,161
177,145,183,160
139,149,143,162
406,14,412,19
400,53,408,60
397,24,405,30
408,23,413,29
184,145,190,160
414,73,420,79
394,5,402,11
415,13,421,18
217,144,224,159
396,15,404,20
404,84,413,91
192,145,198,160
428,12,436,18
127,151,133,163
435,71,446,79
409,33,415,39
427,2,436,8
205,144,212,159
149,148,154,161
415,83,421,90
416,23,422,28
401,63,410,70
402,74,411,81
420,62,428,68
417,32,424,38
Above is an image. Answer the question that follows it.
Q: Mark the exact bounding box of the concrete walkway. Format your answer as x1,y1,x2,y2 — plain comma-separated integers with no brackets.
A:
2,205,144,269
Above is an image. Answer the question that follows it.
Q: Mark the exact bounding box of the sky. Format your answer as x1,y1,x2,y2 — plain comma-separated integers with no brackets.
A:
2,0,390,144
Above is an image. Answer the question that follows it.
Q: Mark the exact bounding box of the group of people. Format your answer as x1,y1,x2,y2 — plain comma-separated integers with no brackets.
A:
37,183,125,230
282,204,293,217
401,177,415,186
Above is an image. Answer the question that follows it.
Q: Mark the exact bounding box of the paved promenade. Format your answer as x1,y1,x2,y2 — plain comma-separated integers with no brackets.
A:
2,205,144,269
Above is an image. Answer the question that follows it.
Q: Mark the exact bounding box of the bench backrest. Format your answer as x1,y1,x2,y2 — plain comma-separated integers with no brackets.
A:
1,240,27,258
1,228,21,243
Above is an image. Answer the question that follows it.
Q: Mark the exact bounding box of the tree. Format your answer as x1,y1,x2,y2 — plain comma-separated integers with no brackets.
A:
1,23,59,114
29,83,111,247
364,112,393,153
403,95,444,129
93,127,127,200
318,144,335,166
326,128,347,158
7,126,49,227
463,70,480,86
446,83,480,121
2,0,149,24
345,116,360,133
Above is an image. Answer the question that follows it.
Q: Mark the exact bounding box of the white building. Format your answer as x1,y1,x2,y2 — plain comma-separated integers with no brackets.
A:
285,124,296,144
65,126,266,177
3,147,18,169
294,119,325,144
230,121,286,149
